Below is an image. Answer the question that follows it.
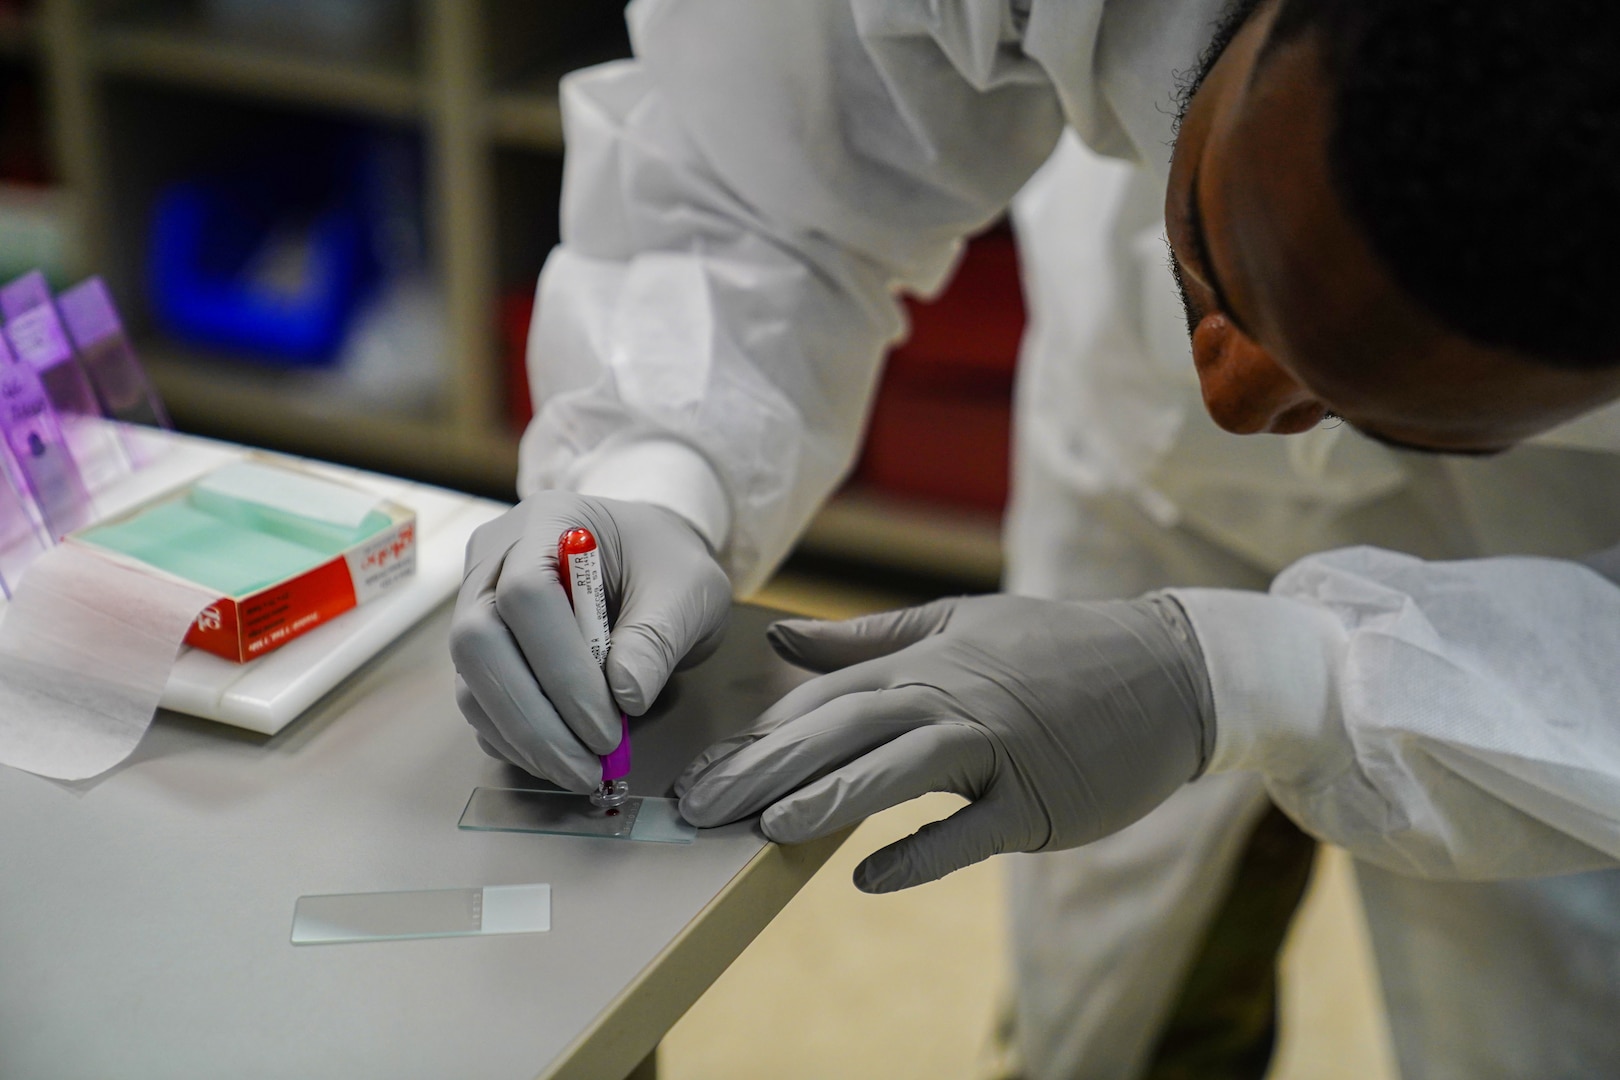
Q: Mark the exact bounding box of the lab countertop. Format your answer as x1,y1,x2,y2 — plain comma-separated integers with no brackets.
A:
0,602,841,1080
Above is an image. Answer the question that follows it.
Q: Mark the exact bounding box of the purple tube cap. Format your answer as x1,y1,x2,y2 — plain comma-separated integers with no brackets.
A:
600,713,632,781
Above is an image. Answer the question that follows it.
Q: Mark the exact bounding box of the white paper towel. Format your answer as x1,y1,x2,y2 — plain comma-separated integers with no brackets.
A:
0,543,214,780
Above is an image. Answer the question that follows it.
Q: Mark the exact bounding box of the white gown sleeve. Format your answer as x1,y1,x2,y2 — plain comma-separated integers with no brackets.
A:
1172,548,1620,879
517,0,1067,593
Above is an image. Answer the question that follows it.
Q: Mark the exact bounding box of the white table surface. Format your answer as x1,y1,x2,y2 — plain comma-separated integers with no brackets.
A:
0,601,847,1080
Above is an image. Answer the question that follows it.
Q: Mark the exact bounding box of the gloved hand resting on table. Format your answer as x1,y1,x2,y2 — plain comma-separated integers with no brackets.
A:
675,594,1215,893
450,492,731,791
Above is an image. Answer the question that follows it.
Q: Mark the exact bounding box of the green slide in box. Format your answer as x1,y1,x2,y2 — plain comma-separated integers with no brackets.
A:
80,499,393,597
74,458,416,663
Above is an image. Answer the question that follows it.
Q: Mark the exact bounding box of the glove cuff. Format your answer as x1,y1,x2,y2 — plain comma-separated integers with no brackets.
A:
1142,592,1217,775
1167,588,1349,780
573,438,732,554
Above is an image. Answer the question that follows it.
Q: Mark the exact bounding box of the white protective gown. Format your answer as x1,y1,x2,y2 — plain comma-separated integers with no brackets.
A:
518,3,1620,1076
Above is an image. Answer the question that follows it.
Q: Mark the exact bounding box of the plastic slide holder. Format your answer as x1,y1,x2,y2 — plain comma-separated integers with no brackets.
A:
0,453,46,597
0,270,131,491
0,335,93,540
458,786,698,844
56,276,172,433
290,884,551,945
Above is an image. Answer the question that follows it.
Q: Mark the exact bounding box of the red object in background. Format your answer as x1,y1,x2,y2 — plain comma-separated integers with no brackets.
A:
504,224,1026,514
502,289,536,432
855,224,1024,513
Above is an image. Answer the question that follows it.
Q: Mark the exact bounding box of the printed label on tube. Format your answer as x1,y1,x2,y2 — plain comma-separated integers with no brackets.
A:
560,531,610,667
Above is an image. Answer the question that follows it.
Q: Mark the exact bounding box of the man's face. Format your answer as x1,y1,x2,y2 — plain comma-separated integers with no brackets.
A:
1164,1,1620,452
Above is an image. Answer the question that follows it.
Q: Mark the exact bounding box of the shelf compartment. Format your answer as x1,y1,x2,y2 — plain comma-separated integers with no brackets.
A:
487,87,562,151
142,344,518,492
801,486,1004,589
492,146,561,432
93,25,420,119
0,9,35,59
481,0,628,150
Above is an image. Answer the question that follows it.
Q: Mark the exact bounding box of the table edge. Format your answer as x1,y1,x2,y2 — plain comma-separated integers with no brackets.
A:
536,825,857,1080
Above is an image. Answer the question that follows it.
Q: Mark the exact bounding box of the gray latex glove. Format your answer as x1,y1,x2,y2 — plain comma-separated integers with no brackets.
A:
675,594,1214,892
450,492,731,791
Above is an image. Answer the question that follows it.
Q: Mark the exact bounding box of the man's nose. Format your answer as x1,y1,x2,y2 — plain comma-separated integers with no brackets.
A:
1191,313,1325,434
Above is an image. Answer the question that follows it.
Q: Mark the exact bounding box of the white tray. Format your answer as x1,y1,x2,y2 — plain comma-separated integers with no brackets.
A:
0,428,506,735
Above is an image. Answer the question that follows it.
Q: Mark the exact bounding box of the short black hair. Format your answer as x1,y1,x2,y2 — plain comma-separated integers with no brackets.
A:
1172,0,1267,141
1269,0,1620,369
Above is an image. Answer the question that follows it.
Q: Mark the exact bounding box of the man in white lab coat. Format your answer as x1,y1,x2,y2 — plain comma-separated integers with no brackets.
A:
450,2,1620,1076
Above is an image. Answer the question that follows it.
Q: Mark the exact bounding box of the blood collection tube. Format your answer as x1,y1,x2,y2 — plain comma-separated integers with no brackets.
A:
557,527,632,809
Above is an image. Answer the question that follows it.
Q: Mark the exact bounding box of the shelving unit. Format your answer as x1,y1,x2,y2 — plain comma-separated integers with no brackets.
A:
800,486,1005,590
8,0,581,494
486,87,562,151
6,0,1006,583
93,24,420,118
0,9,34,56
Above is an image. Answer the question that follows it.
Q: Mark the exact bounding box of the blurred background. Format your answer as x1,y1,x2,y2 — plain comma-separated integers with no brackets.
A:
0,2,1396,1075
0,0,1015,599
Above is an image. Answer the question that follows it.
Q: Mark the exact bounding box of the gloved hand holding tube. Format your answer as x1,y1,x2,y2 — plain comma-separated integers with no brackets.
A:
675,593,1215,893
450,492,732,792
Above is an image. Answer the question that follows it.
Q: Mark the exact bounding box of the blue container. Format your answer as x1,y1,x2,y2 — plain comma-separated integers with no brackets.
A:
147,145,380,367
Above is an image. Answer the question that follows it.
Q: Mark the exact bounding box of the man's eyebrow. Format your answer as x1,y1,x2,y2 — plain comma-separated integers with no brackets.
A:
1350,422,1509,457
1186,164,1256,339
